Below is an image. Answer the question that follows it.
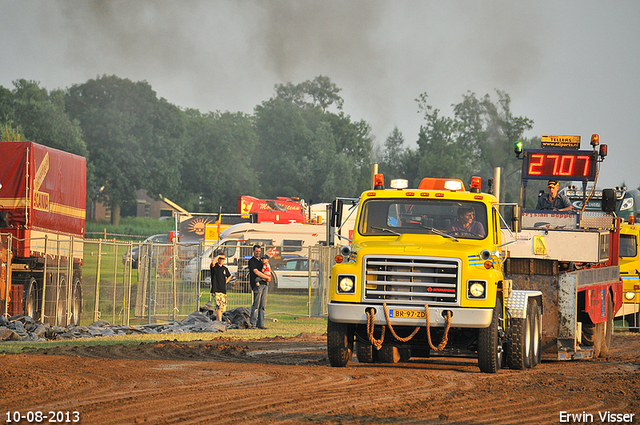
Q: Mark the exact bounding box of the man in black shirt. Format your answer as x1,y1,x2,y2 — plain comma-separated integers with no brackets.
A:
248,244,271,329
210,249,231,322
536,180,574,211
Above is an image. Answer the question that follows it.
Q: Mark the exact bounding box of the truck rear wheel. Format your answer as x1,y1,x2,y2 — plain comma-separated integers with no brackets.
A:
379,345,401,363
507,312,531,369
54,277,67,327
327,319,353,367
530,299,542,367
582,323,595,347
595,294,614,357
69,278,82,326
24,278,40,321
478,299,503,373
356,341,375,363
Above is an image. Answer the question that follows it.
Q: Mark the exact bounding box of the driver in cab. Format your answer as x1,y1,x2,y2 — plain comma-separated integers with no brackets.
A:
449,207,486,237
536,180,574,211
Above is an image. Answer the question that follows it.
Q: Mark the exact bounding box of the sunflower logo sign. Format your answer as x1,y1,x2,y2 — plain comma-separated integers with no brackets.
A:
179,216,216,242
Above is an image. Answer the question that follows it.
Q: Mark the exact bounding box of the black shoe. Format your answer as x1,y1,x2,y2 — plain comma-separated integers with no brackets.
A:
258,326,268,329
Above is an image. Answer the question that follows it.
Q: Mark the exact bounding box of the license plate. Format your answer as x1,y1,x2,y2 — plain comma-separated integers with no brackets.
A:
389,309,425,319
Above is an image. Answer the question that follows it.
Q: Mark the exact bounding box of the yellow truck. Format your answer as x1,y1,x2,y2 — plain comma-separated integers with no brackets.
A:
327,176,542,373
620,222,640,330
327,136,623,372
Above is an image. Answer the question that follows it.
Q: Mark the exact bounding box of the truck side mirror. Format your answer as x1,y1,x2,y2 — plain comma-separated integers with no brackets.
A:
601,189,616,213
0,211,7,228
511,205,521,233
331,199,343,228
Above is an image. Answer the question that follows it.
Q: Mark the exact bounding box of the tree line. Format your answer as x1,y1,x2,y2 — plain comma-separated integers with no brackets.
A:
1,75,536,224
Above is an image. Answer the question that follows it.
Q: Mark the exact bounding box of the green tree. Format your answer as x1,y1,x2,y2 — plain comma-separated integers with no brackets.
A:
65,75,185,225
379,126,417,183
1,120,23,141
253,76,372,203
409,91,533,196
413,93,473,184
274,75,344,112
9,80,88,157
453,90,533,198
180,109,258,212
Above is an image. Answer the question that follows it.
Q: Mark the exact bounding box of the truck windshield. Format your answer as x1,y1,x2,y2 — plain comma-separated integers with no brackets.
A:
620,234,637,258
358,199,488,240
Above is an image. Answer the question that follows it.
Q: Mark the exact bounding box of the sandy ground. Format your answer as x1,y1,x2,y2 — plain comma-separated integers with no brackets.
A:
1,333,639,424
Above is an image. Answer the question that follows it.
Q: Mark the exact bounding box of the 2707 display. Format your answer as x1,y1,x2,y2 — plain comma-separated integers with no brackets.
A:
522,149,598,181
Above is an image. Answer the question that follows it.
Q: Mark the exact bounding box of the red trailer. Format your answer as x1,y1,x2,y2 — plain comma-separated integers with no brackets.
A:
0,141,86,325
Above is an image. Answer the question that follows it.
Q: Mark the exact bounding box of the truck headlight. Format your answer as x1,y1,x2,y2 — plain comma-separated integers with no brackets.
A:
620,197,634,211
625,291,636,301
467,281,486,299
338,275,355,293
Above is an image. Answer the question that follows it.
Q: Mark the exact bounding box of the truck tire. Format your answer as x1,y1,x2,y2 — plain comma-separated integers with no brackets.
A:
596,294,614,357
582,323,595,347
327,319,353,367
54,278,67,327
478,298,503,373
356,341,375,363
507,314,531,370
379,345,401,363
529,299,542,367
24,278,40,321
69,278,83,326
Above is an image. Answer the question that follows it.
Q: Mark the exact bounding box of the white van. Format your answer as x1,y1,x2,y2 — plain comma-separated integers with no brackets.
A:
183,222,326,286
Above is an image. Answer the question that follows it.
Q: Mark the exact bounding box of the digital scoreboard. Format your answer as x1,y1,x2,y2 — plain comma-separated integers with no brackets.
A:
522,149,598,181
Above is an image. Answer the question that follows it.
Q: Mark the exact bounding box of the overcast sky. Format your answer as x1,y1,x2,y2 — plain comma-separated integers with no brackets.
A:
2,0,639,189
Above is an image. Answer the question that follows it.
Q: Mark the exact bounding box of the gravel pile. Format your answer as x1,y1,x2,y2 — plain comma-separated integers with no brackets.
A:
0,304,252,342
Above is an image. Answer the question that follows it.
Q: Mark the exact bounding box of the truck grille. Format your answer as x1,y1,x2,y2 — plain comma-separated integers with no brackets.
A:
363,255,460,304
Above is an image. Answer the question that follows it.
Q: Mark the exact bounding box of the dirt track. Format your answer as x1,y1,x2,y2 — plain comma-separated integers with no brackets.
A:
1,333,639,424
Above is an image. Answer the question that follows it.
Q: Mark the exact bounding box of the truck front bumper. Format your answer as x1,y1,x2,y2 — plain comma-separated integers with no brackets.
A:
328,302,493,328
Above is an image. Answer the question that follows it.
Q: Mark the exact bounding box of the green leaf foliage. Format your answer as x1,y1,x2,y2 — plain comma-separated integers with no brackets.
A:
64,75,185,223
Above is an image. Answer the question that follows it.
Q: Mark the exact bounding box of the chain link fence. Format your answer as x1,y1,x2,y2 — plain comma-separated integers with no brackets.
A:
1,235,336,326
86,240,337,325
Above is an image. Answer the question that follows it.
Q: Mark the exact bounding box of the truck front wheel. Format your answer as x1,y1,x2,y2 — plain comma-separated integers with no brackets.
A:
327,319,354,367
478,299,503,373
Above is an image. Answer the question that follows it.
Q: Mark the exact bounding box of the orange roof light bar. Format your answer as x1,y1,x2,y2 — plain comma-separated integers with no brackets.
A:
418,178,466,191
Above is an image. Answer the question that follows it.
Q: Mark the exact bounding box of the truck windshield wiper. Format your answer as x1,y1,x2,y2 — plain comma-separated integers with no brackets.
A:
371,226,401,236
420,225,459,242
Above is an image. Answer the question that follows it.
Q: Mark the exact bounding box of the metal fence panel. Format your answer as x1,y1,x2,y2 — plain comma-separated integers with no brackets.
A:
2,236,338,326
